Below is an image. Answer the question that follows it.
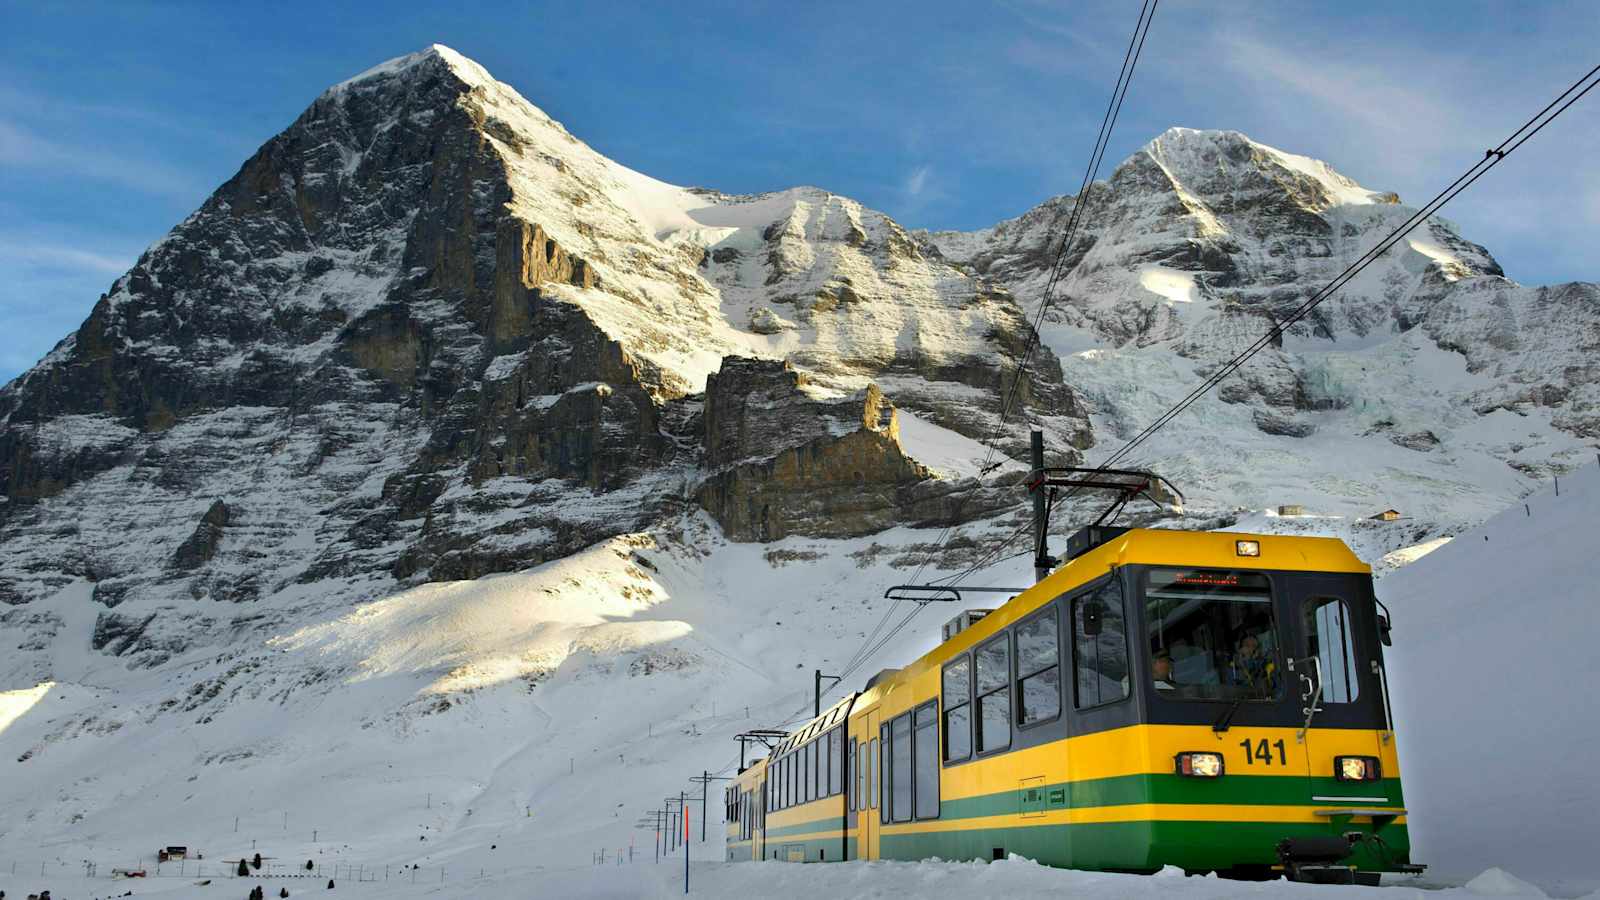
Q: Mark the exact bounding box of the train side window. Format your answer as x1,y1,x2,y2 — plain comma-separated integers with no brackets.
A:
1306,598,1360,703
878,728,888,822
819,735,828,797
1016,605,1062,726
913,701,940,819
890,712,913,822
813,738,822,799
813,737,822,799
804,742,814,803
849,738,858,810
829,728,843,796
942,655,972,763
1074,580,1131,709
975,634,1012,753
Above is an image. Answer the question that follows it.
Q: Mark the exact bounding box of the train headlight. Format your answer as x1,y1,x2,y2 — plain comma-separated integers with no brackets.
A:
1175,751,1225,778
1235,540,1261,557
1335,755,1381,781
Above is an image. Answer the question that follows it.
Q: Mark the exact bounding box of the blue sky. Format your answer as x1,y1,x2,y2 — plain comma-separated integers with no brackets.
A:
2,0,1596,384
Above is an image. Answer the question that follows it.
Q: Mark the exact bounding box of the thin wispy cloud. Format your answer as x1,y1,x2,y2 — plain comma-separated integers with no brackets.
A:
0,240,132,275
904,165,933,198
0,119,207,199
0,83,252,153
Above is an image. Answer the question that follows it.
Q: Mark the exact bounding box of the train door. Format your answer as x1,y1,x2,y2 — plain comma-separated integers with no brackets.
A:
1287,576,1389,803
854,708,879,859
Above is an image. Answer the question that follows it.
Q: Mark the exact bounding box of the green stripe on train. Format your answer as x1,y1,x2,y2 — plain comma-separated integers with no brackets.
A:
765,817,847,839
938,774,1404,821
760,774,1402,841
878,819,1412,872
756,835,856,862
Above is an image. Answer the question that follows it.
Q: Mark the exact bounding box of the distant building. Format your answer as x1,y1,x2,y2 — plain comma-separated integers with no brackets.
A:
1371,509,1402,521
1277,504,1305,516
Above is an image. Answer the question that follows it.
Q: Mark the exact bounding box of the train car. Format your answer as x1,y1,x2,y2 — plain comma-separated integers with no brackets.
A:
725,755,767,861
730,526,1422,884
755,695,854,862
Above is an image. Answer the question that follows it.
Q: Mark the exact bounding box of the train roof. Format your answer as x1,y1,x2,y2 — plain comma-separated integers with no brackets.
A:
852,526,1368,711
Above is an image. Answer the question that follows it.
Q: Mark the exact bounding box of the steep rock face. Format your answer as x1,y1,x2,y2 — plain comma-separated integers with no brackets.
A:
696,357,935,540
0,47,1091,676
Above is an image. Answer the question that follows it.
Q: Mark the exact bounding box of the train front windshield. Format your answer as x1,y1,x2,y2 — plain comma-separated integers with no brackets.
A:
1144,569,1282,700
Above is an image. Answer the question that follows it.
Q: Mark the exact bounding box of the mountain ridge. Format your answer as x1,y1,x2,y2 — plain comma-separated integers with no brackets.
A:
0,44,1595,687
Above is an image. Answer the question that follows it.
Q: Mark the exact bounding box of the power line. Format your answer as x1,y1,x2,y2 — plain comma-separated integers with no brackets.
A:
947,60,1600,591
641,10,1173,804
684,46,1600,822
1095,61,1600,474
825,0,1162,691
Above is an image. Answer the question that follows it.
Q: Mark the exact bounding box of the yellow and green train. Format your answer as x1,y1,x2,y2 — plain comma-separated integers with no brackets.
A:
724,527,1421,884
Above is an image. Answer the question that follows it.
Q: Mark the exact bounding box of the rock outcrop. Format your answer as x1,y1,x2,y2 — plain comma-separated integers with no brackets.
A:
697,358,932,540
172,500,231,570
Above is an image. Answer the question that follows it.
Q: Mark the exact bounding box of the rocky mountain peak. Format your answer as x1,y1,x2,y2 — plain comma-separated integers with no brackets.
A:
1,46,1595,685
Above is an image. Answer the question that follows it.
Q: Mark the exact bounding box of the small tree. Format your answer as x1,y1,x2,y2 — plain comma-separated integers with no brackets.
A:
238,859,250,877
252,852,262,871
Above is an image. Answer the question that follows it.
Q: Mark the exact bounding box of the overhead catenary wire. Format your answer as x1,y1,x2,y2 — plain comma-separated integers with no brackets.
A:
897,0,1160,590
823,0,1164,698
1092,61,1600,477
667,12,1170,794
682,51,1600,826
942,61,1600,592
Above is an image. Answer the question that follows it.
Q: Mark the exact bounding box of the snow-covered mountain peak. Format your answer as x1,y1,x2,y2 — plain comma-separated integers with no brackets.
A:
1139,126,1394,211
328,42,496,96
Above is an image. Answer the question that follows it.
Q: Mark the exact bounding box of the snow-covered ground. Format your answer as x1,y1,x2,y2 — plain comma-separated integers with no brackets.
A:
4,467,1600,898
1384,462,1600,897
0,857,1577,900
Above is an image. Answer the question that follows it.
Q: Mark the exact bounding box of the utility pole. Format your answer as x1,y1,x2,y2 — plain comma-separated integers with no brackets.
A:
690,771,732,842
814,670,841,717
665,798,682,853
682,790,689,895
1031,428,1053,584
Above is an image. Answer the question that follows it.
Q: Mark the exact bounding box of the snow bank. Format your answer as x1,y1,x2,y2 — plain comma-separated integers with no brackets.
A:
1384,463,1600,897
0,856,1564,900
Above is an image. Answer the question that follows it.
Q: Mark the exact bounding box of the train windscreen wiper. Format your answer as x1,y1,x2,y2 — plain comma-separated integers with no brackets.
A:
1212,696,1246,733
